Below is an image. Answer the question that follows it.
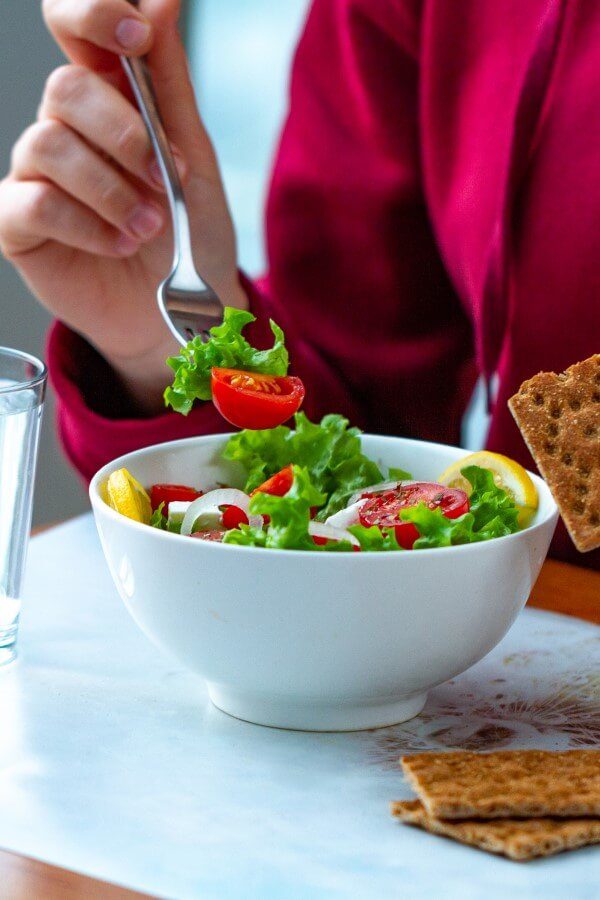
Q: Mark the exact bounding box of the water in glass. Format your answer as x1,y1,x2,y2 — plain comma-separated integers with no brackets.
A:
0,381,43,664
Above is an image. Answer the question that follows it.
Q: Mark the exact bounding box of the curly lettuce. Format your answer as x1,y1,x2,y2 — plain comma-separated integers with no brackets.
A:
222,412,385,520
164,307,288,415
462,465,520,535
149,502,182,534
347,525,403,552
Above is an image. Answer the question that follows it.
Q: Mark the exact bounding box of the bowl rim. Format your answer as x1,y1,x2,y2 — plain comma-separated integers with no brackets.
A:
89,432,559,560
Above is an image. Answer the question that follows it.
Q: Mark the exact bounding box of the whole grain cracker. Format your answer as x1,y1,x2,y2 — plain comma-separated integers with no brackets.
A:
508,354,600,552
391,799,600,861
401,750,600,819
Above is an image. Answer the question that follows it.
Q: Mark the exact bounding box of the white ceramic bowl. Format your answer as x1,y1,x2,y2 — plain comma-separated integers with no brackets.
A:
90,434,558,731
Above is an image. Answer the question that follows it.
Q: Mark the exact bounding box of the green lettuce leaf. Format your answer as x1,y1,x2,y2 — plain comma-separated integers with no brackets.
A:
400,504,478,548
164,306,289,415
461,465,520,536
149,502,182,534
223,524,268,548
250,466,325,550
149,503,167,530
388,466,413,481
347,524,403,552
222,412,385,520
222,423,290,491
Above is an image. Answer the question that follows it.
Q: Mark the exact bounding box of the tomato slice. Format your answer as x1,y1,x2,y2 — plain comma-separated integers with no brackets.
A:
358,482,469,549
150,483,202,512
221,505,249,530
211,368,305,430
251,465,294,497
191,529,226,542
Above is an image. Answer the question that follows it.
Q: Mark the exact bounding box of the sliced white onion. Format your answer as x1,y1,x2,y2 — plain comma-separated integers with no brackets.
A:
348,480,416,506
324,499,368,529
181,489,263,535
308,521,360,548
185,507,223,531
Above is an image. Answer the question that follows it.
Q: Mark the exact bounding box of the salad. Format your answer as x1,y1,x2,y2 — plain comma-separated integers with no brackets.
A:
164,306,305,429
104,309,539,551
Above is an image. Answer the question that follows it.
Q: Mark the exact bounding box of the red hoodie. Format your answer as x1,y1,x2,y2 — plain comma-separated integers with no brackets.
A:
48,0,600,568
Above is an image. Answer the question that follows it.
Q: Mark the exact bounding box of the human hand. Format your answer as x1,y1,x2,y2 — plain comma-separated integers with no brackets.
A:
0,0,246,411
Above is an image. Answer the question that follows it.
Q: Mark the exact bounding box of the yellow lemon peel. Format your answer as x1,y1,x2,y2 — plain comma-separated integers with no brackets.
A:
106,468,152,524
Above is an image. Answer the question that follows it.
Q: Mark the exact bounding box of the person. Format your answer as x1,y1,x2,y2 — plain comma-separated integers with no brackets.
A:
0,0,598,567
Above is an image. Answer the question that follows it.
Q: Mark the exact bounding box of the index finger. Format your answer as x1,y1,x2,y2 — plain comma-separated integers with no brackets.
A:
43,0,154,67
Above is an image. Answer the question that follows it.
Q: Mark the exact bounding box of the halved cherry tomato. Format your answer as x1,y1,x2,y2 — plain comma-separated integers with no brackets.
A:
191,529,226,542
359,482,469,549
250,466,319,519
251,465,294,497
211,368,305,430
221,505,249,530
150,483,202,512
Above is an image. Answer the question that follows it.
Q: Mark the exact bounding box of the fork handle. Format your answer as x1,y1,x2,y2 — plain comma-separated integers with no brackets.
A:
120,13,208,288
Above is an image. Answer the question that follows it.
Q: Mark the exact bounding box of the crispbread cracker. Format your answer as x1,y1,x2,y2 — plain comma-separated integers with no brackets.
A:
508,354,600,552
401,750,600,819
391,799,600,861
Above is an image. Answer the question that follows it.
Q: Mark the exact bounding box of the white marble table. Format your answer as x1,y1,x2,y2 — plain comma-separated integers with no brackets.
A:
0,515,598,898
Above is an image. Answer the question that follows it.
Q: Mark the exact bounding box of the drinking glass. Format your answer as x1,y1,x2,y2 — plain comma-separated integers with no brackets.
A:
0,347,47,665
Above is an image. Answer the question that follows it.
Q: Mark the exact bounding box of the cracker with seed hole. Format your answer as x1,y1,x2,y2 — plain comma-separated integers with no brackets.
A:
401,750,600,819
508,354,600,552
391,799,600,861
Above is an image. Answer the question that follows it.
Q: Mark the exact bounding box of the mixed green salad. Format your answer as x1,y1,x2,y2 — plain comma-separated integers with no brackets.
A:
104,309,538,551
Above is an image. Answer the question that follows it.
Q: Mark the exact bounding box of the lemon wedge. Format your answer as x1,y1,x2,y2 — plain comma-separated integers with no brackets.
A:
106,468,152,524
438,451,538,528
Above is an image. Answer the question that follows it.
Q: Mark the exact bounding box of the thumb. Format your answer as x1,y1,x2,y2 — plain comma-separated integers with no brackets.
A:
141,0,220,181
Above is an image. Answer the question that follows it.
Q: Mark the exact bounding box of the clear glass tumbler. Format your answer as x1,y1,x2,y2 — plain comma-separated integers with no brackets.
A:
0,347,47,665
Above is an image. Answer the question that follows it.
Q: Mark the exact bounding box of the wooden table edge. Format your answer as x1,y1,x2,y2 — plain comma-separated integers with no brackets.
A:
0,846,154,899
13,524,596,897
527,557,599,624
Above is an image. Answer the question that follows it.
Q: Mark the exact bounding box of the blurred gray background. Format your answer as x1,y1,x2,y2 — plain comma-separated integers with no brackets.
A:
0,0,309,524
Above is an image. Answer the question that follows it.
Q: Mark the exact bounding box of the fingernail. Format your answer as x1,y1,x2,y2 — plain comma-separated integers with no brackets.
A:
149,151,186,186
115,17,151,50
115,233,139,256
127,203,163,238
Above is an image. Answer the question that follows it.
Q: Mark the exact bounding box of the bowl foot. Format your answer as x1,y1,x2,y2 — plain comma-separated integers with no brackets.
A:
207,685,428,732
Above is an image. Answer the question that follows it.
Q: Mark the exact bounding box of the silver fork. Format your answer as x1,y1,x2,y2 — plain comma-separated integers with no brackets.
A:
120,6,223,345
